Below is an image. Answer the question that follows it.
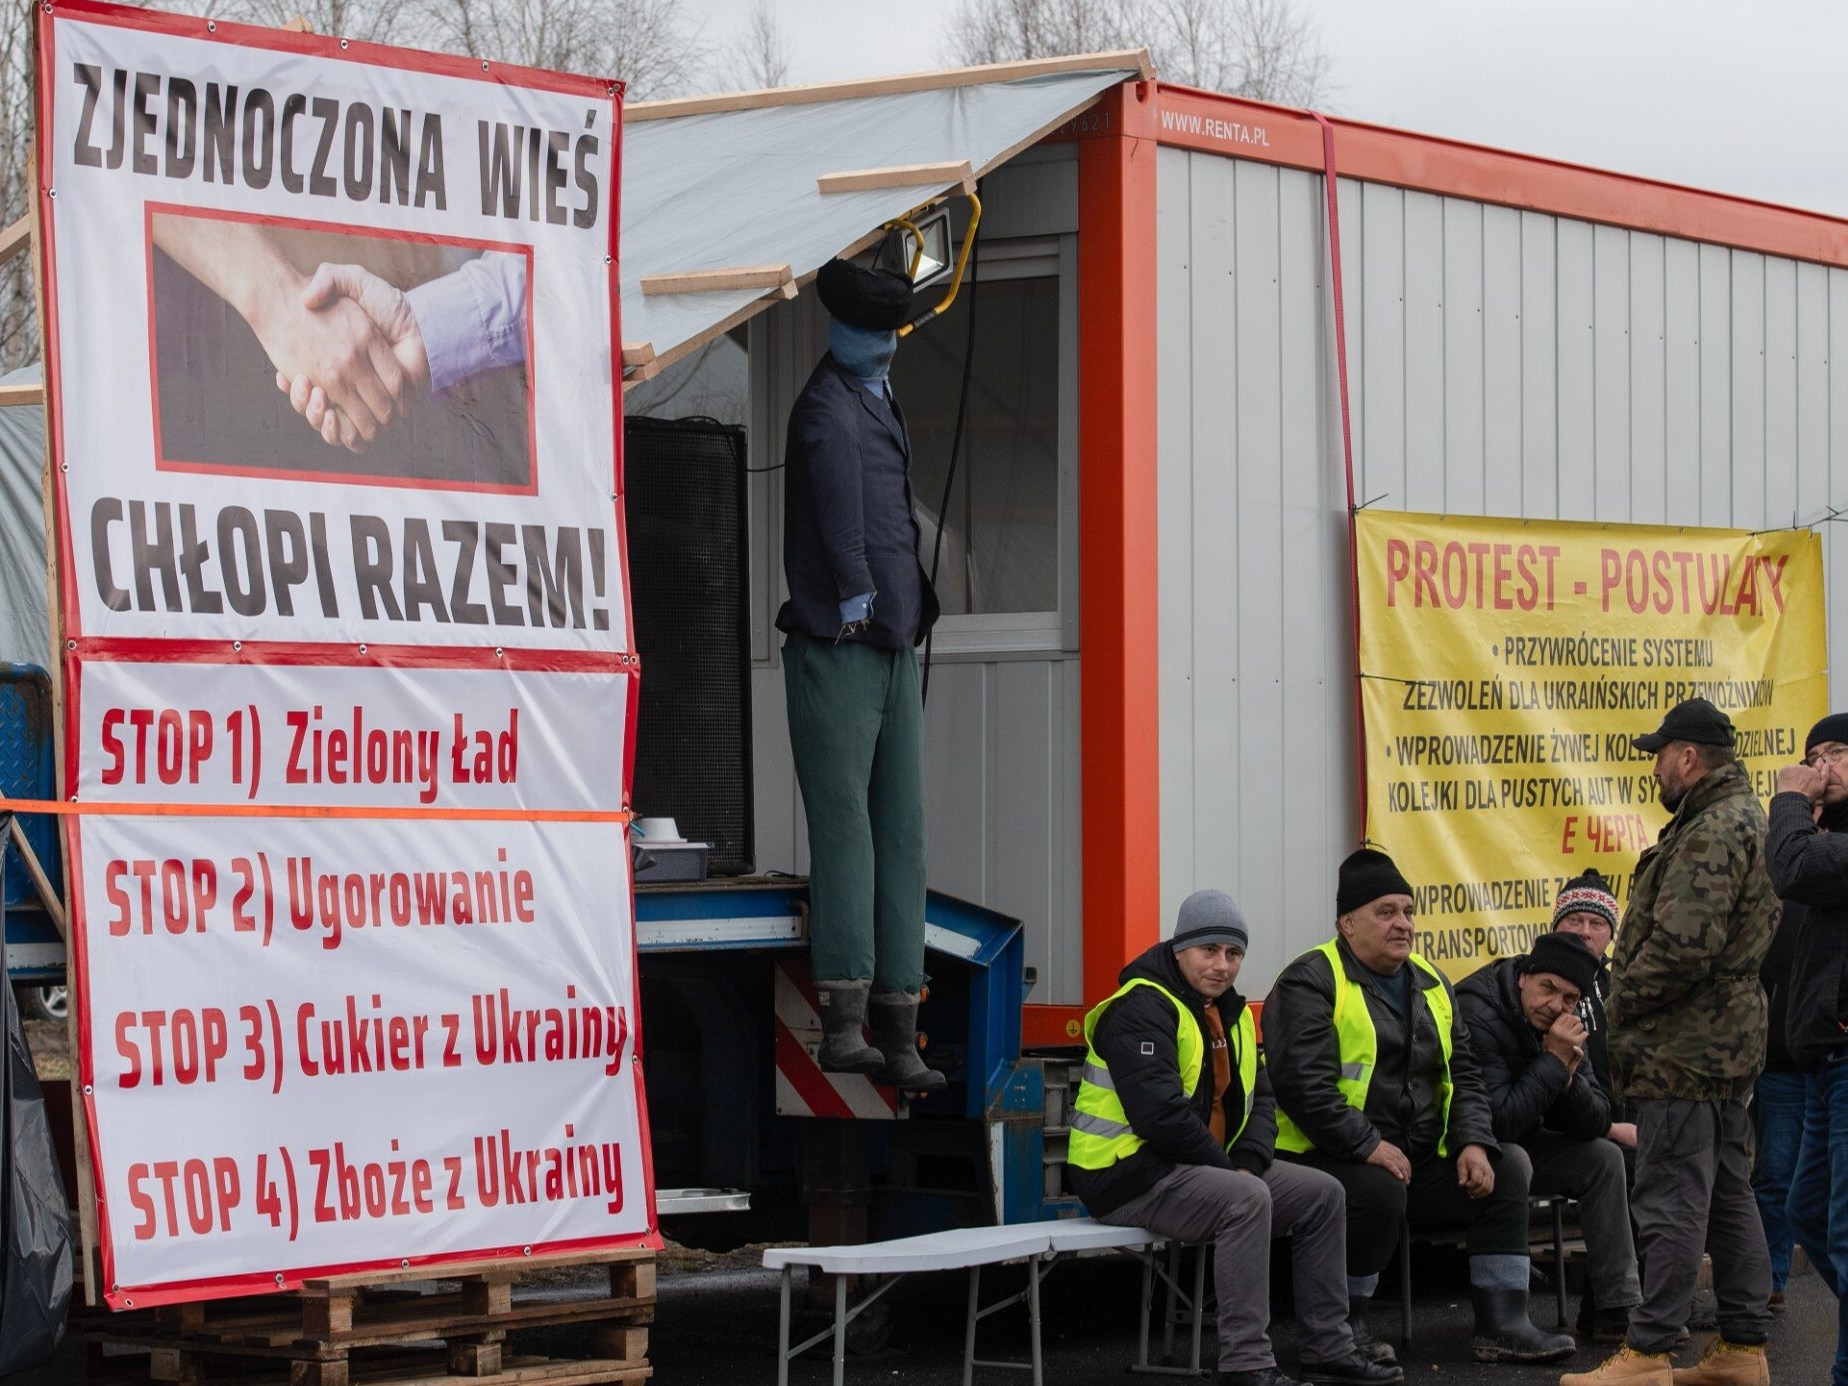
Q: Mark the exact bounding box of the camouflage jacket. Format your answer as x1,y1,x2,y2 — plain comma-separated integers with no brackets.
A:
1607,760,1777,1102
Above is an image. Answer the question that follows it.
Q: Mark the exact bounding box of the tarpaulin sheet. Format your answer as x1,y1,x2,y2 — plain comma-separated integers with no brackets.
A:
0,926,71,1372
620,67,1136,366
0,367,47,669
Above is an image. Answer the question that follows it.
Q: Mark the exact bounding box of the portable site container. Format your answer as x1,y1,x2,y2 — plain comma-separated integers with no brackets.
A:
620,53,1848,1049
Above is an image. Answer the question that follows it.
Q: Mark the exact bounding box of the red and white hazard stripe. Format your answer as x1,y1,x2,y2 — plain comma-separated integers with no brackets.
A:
773,959,902,1120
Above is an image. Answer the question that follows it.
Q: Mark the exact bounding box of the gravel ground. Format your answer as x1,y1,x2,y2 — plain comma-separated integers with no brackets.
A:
24,1018,70,1081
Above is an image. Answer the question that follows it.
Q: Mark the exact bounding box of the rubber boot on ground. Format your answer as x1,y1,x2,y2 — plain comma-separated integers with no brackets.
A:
869,990,947,1094
1345,1299,1397,1368
813,979,883,1073
1669,1338,1769,1386
1469,1286,1576,1364
1559,1345,1674,1386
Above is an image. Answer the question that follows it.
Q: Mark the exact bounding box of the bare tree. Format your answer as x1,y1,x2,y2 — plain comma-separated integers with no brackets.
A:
0,0,36,373
943,0,1332,106
945,0,1139,65
723,0,793,91
221,0,412,46
418,0,706,99
1144,0,1331,104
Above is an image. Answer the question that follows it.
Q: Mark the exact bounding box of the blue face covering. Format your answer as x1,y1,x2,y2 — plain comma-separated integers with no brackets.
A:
829,318,898,382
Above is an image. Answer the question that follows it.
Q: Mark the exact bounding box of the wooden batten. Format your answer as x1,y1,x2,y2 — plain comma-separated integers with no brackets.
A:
620,342,656,367
640,263,793,297
0,217,29,267
817,161,973,195
628,48,1154,122
9,820,67,940
623,281,797,392
0,383,43,408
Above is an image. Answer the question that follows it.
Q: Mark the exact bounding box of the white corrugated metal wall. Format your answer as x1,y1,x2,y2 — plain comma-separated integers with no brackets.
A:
1157,145,1848,997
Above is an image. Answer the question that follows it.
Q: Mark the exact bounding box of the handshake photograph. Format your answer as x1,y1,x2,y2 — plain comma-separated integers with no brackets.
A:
148,210,535,493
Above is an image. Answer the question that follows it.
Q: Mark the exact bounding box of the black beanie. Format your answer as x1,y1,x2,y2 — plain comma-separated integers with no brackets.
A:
1807,713,1848,756
1336,848,1414,916
1551,870,1619,934
1520,933,1601,995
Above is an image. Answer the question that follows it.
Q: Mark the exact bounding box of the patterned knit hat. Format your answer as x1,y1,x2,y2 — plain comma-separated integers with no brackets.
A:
1551,870,1618,934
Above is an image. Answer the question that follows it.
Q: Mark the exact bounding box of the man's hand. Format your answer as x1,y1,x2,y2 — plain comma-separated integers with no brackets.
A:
1365,1139,1411,1184
1605,1122,1637,1149
1541,1012,1588,1074
249,272,406,451
274,263,430,452
1456,1144,1495,1199
1778,762,1829,804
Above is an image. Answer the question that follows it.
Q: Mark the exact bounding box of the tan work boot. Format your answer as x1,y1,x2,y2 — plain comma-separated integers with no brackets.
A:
1559,1345,1673,1386
1669,1337,1769,1385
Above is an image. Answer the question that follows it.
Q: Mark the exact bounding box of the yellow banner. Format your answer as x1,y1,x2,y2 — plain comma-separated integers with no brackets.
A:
1355,511,1827,979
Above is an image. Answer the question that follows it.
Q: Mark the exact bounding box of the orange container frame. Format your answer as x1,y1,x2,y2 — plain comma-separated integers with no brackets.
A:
1024,75,1848,1049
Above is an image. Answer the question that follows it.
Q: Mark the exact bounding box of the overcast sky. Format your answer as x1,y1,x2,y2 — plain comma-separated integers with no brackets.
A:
678,0,1848,219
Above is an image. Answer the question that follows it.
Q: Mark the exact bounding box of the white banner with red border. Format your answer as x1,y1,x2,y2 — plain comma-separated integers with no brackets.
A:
35,0,649,1308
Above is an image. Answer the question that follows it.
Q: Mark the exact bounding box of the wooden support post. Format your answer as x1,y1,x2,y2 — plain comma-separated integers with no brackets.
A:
148,1346,203,1383
611,1257,656,1302
289,1361,349,1386
301,1287,356,1338
596,1324,651,1362
160,1301,206,1334
460,1276,514,1317
448,1340,503,1375
23,70,101,1304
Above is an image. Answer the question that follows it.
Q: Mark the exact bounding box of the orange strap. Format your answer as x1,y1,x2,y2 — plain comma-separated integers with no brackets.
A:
0,798,628,824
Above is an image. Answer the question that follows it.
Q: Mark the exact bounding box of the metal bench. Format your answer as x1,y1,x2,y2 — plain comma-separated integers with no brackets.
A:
764,1218,1195,1386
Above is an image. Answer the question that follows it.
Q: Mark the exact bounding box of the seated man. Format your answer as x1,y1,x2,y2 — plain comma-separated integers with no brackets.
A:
1550,871,1637,1157
1069,890,1399,1386
1456,933,1643,1343
1265,848,1576,1366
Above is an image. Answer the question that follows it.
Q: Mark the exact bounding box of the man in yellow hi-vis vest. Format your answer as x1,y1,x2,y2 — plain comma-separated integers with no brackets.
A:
1069,891,1400,1386
1265,848,1575,1369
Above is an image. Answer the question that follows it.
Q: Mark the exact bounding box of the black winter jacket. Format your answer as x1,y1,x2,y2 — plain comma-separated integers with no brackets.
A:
1455,956,1612,1145
1766,793,1848,1068
1067,941,1277,1218
1575,957,1631,1123
1761,866,1805,1072
1263,937,1498,1163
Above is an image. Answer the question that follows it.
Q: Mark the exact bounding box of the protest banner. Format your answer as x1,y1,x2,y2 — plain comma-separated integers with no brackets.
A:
34,0,646,1308
1355,510,1827,979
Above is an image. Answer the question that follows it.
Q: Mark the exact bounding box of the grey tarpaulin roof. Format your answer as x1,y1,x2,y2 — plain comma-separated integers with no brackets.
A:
0,366,47,668
619,53,1149,379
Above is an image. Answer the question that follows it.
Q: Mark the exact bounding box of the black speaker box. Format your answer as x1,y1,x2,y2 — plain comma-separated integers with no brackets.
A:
623,415,754,876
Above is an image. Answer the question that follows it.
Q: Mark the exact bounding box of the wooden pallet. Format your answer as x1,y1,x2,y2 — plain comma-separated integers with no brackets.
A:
78,1249,653,1386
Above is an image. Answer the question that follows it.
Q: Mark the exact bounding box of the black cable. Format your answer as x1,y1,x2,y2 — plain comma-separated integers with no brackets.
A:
921,212,980,707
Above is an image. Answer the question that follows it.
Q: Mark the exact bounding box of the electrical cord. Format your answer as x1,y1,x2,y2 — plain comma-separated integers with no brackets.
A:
921,213,979,707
